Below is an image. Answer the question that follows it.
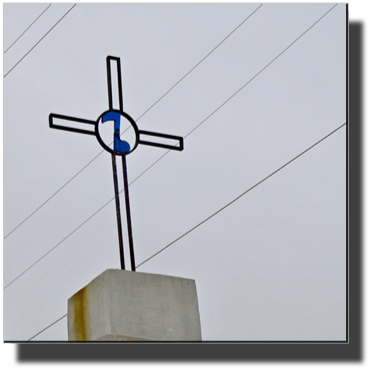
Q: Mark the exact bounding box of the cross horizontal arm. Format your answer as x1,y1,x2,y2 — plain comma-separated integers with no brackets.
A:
138,130,184,151
49,113,96,136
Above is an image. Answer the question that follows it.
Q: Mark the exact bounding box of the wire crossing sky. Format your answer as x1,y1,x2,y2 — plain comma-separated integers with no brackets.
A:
27,120,346,343
4,3,347,342
4,3,338,290
4,4,76,78
4,4,52,54
136,122,346,269
4,119,345,291
4,3,264,240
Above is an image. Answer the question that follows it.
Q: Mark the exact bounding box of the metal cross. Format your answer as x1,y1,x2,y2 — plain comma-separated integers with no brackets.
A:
49,56,184,271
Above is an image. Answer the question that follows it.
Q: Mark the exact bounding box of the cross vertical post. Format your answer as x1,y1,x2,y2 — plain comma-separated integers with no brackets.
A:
106,56,136,271
122,155,136,271
111,153,126,270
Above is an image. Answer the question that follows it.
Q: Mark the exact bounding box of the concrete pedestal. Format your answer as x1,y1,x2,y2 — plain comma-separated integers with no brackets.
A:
67,269,202,341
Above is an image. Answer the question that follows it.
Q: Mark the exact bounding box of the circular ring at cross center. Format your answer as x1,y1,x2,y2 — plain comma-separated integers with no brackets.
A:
95,110,139,155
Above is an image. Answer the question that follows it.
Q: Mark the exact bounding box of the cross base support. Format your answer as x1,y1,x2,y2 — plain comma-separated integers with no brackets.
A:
67,269,202,341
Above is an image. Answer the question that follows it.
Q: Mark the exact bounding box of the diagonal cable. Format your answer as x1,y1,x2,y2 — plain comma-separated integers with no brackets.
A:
4,4,76,78
27,314,67,342
24,121,346,341
136,123,346,268
4,4,52,54
4,4,263,240
4,3,338,289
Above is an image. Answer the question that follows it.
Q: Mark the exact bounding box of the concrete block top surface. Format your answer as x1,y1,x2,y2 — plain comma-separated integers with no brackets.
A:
68,269,202,341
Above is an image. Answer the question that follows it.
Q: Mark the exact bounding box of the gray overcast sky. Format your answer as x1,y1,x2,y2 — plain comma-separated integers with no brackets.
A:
3,3,346,341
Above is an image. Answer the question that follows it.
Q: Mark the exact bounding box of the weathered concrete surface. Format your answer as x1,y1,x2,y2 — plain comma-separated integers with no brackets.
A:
68,269,202,341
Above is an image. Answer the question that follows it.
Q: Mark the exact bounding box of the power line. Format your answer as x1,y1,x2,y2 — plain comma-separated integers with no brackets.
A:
3,192,124,289
4,3,338,290
4,4,263,240
137,123,346,268
4,151,105,239
25,121,346,342
4,4,76,78
122,3,263,126
4,4,52,54
27,314,67,341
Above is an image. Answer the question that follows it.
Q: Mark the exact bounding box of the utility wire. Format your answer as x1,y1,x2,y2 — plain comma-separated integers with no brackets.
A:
4,4,263,240
27,314,67,342
4,4,76,78
137,123,346,268
4,4,52,54
25,121,346,342
4,196,119,289
4,3,338,290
